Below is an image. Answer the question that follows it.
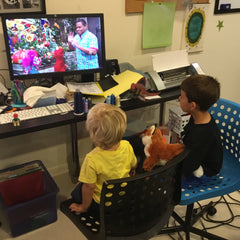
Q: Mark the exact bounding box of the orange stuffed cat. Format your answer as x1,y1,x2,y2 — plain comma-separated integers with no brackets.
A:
142,125,184,171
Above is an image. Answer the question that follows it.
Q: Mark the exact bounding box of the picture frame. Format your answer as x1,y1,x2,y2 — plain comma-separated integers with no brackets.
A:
0,0,46,15
214,0,240,14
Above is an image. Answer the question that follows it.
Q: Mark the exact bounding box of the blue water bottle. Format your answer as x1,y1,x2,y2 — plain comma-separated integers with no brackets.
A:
74,89,84,115
110,94,115,105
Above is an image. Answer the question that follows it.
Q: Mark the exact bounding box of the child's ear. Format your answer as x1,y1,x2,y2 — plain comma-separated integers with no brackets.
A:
191,101,197,110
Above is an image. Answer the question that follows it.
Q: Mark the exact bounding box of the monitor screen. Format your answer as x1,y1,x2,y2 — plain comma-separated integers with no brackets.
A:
1,13,106,82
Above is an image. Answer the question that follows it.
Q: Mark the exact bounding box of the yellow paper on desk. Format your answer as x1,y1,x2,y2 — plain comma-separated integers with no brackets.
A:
103,70,143,98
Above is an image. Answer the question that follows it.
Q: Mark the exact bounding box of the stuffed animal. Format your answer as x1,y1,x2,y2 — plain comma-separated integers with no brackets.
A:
54,46,66,72
142,125,184,171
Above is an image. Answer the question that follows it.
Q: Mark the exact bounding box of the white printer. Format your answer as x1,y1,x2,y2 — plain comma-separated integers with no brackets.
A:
146,50,204,91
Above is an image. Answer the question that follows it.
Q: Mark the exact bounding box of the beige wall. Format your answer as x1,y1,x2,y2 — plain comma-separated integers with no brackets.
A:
0,0,239,175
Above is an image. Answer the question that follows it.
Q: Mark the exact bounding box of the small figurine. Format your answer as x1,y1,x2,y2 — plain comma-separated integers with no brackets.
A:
12,113,20,127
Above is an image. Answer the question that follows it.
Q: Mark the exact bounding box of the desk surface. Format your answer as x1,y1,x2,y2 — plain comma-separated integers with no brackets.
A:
120,87,180,111
0,88,180,139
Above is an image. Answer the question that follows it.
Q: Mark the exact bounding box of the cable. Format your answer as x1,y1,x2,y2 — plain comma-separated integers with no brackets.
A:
0,73,7,88
0,69,11,92
195,193,240,232
227,193,240,204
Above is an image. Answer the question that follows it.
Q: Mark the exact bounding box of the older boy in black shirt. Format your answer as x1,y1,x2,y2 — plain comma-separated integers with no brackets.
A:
179,75,223,177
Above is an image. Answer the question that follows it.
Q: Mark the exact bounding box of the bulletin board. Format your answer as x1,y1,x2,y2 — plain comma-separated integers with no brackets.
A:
125,0,209,13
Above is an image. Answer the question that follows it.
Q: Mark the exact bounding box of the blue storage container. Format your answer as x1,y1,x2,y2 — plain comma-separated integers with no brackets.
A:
0,160,59,237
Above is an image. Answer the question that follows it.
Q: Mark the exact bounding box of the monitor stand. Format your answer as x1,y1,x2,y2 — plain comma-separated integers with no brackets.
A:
81,73,95,82
52,76,65,85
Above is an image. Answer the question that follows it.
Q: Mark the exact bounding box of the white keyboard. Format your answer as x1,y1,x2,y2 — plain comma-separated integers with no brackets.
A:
0,103,73,125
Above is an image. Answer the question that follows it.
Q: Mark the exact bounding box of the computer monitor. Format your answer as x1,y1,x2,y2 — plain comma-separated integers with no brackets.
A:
1,13,106,83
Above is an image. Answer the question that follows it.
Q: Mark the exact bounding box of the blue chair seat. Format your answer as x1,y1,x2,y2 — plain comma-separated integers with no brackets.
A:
181,150,240,205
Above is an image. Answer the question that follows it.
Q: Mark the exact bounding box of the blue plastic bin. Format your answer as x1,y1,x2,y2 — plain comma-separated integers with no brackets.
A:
0,160,59,237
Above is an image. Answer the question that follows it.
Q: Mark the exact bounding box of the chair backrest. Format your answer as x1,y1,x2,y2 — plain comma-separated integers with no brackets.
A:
98,149,188,239
209,98,240,163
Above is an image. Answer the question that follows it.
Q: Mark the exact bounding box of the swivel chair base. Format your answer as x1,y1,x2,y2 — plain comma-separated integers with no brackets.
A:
159,202,227,240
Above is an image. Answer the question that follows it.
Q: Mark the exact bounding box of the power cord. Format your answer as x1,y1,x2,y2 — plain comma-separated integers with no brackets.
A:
195,193,240,232
0,69,10,87
0,73,8,89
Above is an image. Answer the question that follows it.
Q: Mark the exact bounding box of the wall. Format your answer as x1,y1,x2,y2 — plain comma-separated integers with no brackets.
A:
0,0,239,175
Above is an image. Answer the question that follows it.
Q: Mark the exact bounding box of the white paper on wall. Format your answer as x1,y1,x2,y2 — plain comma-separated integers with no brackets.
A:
181,4,209,53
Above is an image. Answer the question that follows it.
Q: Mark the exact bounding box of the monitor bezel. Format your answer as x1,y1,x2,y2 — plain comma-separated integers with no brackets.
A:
1,13,106,81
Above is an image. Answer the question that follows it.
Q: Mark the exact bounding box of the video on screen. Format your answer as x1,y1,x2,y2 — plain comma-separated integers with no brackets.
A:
3,15,104,77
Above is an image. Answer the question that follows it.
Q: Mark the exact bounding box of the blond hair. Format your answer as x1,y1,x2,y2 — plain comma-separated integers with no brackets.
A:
86,103,127,149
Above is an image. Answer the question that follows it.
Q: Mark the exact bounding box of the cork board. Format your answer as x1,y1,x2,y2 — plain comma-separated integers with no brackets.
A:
125,0,209,13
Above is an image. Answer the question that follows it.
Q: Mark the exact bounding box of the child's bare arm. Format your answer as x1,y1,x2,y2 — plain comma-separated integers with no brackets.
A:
129,164,137,177
69,183,95,213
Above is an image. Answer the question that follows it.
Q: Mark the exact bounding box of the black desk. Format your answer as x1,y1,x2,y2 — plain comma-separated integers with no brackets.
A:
0,87,180,182
121,87,180,125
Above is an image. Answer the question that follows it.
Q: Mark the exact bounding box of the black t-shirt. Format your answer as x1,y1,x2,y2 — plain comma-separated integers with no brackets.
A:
181,116,223,177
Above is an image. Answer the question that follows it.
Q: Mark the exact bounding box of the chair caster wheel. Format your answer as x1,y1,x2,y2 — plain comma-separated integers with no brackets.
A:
207,206,217,216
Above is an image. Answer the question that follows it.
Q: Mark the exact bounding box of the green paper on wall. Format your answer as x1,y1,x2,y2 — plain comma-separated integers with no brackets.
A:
142,2,176,49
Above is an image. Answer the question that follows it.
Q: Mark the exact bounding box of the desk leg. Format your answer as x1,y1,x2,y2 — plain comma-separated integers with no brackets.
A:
68,122,80,183
159,102,164,125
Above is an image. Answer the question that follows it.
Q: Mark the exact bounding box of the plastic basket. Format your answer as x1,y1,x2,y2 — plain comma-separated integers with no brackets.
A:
168,107,190,135
0,160,59,237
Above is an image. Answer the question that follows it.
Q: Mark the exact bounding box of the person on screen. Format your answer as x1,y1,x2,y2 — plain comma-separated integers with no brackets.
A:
68,19,99,70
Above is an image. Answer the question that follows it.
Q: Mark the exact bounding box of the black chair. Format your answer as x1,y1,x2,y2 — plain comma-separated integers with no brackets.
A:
60,149,188,240
159,98,240,240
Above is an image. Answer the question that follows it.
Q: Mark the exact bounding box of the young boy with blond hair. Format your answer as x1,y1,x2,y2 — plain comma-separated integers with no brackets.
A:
69,103,137,216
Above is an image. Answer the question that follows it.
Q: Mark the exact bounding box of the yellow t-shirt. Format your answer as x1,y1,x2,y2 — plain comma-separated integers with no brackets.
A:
79,140,137,203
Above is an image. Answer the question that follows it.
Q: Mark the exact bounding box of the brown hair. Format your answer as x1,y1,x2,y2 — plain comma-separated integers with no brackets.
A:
181,74,220,111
